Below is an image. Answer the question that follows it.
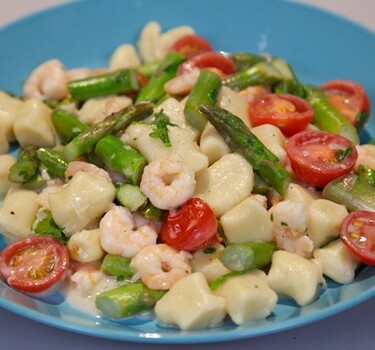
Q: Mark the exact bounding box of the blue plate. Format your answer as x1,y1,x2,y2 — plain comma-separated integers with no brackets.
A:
0,0,374,344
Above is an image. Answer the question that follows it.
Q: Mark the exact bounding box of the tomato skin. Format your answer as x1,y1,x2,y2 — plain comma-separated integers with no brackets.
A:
285,130,358,187
177,51,236,76
161,198,218,252
170,34,212,58
321,79,370,127
0,235,70,293
248,93,314,136
340,211,375,265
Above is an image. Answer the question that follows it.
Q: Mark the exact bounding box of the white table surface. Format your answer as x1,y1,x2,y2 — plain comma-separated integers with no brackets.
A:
0,1,374,349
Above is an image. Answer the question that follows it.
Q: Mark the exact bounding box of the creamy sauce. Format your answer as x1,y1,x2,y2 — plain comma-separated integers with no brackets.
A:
62,268,122,316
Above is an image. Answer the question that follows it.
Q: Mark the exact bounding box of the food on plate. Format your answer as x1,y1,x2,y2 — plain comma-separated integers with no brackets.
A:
0,21,373,331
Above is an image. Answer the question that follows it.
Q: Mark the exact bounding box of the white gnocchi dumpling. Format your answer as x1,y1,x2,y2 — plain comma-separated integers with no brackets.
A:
285,183,318,206
220,196,273,243
200,122,231,165
307,199,348,248
267,250,322,306
0,91,23,142
138,21,194,63
314,239,360,284
48,171,115,236
215,270,278,325
194,153,254,217
156,97,199,139
67,228,105,263
122,123,208,174
217,86,251,129
190,244,231,283
77,95,132,125
109,44,141,71
154,272,226,330
250,124,287,166
13,99,56,147
0,188,40,241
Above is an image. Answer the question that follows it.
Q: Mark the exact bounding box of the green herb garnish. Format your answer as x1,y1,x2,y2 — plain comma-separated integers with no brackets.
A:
335,146,353,162
149,110,177,147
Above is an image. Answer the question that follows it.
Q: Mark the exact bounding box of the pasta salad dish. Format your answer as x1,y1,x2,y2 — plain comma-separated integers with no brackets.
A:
0,21,374,331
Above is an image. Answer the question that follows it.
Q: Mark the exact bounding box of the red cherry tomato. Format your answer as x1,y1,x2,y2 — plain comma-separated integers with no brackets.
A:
170,34,212,58
321,79,370,127
0,235,69,293
161,198,218,252
340,211,375,265
285,130,358,187
178,51,236,76
248,93,314,136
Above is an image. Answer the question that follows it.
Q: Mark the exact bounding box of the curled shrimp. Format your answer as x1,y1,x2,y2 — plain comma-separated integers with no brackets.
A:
164,68,200,96
270,200,313,258
140,154,196,210
70,263,105,295
99,205,158,258
65,160,112,183
240,85,270,104
130,243,192,290
23,59,68,100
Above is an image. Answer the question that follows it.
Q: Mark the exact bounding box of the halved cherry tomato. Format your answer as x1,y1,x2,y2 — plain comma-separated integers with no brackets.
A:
170,34,212,58
0,235,69,293
285,130,358,187
248,93,314,136
161,197,218,251
340,211,375,265
178,51,236,76
321,79,370,128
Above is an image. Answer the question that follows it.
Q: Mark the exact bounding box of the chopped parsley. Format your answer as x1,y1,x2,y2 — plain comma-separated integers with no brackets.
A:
335,146,353,162
203,247,217,254
149,110,177,147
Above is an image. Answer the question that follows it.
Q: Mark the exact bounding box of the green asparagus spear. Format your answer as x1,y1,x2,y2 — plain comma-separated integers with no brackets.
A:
141,201,165,221
229,52,265,71
21,174,47,192
271,57,306,98
209,271,245,291
52,108,89,144
220,241,276,272
63,102,154,162
36,148,67,178
199,105,290,197
101,254,135,279
68,69,140,102
95,282,165,319
135,53,185,103
94,135,147,185
251,172,270,195
305,86,359,144
357,164,375,187
137,61,160,78
222,61,283,91
8,145,39,183
184,69,222,130
115,183,147,211
322,173,375,212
